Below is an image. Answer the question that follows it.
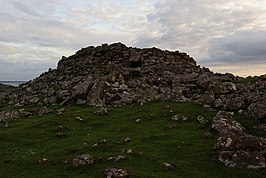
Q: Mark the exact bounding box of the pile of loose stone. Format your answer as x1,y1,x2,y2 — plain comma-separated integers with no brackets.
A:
0,42,264,120
0,42,266,171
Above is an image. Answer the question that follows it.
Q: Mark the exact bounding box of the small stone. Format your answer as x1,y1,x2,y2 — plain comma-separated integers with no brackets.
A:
56,108,66,116
164,162,177,168
75,116,84,121
124,138,131,143
58,125,64,130
203,104,211,108
122,148,133,154
38,158,49,165
72,154,94,167
172,114,189,121
169,124,177,129
105,168,129,178
95,107,108,116
136,118,142,122
56,132,67,137
92,139,106,147
108,155,126,162
126,149,133,154
197,115,208,125
202,132,212,139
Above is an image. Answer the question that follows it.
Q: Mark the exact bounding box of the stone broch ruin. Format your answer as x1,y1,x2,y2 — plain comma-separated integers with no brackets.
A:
0,42,266,170
5,42,266,119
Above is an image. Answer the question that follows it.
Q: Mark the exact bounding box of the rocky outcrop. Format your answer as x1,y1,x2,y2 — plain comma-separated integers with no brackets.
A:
212,111,266,169
0,42,265,120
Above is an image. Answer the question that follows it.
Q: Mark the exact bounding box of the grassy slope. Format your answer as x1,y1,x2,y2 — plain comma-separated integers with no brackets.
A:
0,101,265,178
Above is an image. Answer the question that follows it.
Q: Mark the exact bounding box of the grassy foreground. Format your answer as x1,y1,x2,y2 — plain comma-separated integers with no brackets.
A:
0,101,265,178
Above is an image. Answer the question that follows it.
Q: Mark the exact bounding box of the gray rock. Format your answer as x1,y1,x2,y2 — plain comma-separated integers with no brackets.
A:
55,108,66,116
211,111,245,134
214,131,266,151
72,76,94,99
197,115,208,125
87,80,107,106
217,150,265,169
247,102,266,119
208,82,237,95
44,96,57,104
108,155,126,162
172,114,189,121
37,107,52,116
105,168,129,178
92,139,106,147
57,90,70,101
72,154,94,166
95,107,108,116
224,95,245,111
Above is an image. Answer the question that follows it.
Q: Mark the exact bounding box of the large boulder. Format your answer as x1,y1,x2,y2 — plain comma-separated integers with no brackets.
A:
214,131,266,151
87,80,107,106
217,150,265,169
72,76,94,100
247,102,266,119
212,111,266,169
223,95,246,111
208,82,237,95
211,111,245,134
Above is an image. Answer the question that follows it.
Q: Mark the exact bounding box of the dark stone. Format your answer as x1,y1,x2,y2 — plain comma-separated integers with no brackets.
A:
218,150,265,169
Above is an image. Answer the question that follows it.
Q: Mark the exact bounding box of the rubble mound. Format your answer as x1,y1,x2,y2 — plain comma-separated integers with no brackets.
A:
3,42,266,119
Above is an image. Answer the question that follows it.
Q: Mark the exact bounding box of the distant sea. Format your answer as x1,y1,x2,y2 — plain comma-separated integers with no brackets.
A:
0,81,26,87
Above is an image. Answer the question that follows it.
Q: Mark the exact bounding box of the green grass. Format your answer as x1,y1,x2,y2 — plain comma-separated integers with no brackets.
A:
234,76,257,84
0,101,265,178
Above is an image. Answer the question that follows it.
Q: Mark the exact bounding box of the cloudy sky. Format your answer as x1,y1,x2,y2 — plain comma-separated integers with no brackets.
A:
1,0,266,80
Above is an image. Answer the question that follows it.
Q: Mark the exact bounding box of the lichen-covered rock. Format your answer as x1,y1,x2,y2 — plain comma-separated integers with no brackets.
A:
108,155,126,162
224,95,246,111
218,150,266,169
212,111,266,169
72,154,94,166
197,115,208,125
211,111,245,134
208,82,237,95
87,80,107,106
72,76,94,100
172,114,189,121
247,102,266,119
105,168,129,178
214,131,266,151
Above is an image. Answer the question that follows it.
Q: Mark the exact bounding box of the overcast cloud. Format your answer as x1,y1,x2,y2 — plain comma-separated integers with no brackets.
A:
0,0,266,80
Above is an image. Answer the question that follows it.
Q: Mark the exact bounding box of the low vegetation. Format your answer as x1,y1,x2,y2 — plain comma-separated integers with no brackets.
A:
0,101,265,178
